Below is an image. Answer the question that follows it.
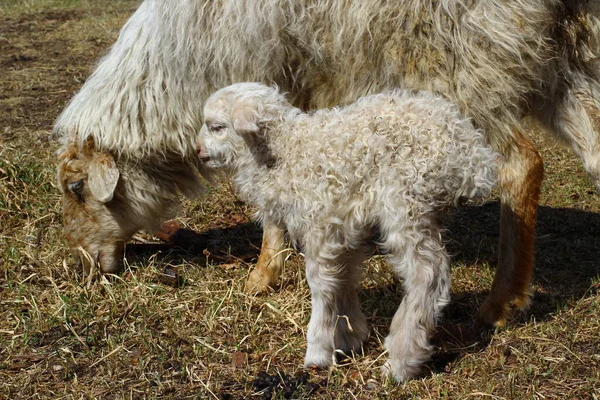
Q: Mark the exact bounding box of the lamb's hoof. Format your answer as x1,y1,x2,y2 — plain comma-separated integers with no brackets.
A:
244,269,274,294
304,346,334,368
336,337,366,359
335,322,368,356
381,360,419,383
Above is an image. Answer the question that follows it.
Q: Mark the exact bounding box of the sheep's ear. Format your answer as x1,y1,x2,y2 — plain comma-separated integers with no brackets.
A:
231,101,260,134
88,153,120,203
56,145,78,192
81,136,97,157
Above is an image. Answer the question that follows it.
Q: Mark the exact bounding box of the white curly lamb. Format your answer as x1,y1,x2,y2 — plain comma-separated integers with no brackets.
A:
197,82,499,381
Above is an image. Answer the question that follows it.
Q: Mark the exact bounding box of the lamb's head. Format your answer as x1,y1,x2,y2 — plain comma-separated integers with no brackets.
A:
56,138,141,275
197,82,294,169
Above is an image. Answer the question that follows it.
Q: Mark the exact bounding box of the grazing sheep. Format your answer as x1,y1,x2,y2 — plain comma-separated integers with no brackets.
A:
56,139,204,274
53,0,600,326
197,82,500,381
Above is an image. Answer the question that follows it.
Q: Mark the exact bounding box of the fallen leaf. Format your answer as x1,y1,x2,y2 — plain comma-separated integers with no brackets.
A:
231,352,248,369
219,262,240,270
158,266,182,287
155,220,184,242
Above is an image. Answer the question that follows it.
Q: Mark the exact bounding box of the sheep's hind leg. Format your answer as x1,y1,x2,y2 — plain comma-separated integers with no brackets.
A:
484,67,600,325
479,131,543,327
541,68,600,192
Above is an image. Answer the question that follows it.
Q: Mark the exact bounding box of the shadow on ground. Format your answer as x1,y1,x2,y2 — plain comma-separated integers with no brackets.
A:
124,221,263,268
124,200,600,319
358,200,600,375
447,201,600,313
122,201,599,375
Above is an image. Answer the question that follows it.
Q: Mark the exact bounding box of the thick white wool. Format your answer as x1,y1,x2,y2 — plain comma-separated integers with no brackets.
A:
54,0,600,169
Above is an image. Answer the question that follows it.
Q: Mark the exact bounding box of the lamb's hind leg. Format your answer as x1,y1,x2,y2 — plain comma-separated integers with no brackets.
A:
332,248,370,358
479,131,543,326
245,222,286,293
380,221,451,382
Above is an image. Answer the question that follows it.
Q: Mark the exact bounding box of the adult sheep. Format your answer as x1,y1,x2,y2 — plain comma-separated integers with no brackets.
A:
54,0,600,327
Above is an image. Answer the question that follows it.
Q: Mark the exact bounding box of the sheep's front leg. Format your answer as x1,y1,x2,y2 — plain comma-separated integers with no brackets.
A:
245,222,286,293
380,224,451,382
304,248,368,367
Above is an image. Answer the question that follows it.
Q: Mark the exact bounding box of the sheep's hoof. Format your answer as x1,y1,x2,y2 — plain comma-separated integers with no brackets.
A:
244,269,274,294
478,299,509,327
478,293,530,328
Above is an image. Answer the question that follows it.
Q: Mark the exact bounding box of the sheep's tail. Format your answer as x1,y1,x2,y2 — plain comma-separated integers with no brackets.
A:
559,1,600,71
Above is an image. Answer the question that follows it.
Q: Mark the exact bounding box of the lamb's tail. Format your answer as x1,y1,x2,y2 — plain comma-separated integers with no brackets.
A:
457,132,501,204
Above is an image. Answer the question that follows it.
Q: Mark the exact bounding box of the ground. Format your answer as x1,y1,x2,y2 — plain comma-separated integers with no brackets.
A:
1,1,599,399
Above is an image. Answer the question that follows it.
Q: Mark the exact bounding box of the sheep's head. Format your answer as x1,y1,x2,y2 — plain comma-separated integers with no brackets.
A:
198,82,293,169
56,138,131,275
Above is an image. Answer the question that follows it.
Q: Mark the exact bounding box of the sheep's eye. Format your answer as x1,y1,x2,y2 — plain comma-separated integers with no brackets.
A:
67,179,85,202
68,179,83,193
210,123,225,132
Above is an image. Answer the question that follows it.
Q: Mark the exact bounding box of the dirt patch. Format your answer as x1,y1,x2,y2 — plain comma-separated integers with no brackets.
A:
0,10,118,136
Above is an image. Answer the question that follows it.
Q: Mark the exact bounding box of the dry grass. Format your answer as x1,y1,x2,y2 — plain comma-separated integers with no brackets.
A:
1,1,600,398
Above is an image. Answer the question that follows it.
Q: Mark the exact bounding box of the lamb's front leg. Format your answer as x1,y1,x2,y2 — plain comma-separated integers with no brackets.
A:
303,246,369,367
380,224,451,382
245,222,286,293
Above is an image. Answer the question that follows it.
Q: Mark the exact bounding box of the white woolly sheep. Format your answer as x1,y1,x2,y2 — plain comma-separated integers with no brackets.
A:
54,0,600,326
197,82,500,382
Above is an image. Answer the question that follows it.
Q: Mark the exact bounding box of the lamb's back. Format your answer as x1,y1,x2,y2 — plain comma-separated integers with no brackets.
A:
268,90,496,204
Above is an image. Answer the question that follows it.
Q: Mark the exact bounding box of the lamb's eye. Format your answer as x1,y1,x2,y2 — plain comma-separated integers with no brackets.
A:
210,123,225,132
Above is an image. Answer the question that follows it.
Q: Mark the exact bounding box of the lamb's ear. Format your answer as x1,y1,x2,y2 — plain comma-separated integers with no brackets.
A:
231,101,260,135
88,153,120,203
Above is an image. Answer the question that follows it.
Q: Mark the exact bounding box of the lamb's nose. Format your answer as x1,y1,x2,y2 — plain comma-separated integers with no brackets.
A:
197,143,211,163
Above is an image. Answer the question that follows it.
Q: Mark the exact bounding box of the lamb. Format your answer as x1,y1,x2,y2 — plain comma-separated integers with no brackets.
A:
53,0,600,326
196,82,500,381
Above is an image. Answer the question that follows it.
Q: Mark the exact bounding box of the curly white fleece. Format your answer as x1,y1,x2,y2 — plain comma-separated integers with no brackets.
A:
199,82,499,381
